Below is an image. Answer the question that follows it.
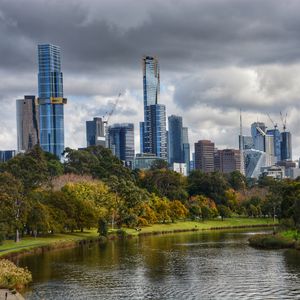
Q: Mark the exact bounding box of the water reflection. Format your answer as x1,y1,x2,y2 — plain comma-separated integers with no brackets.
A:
18,228,300,300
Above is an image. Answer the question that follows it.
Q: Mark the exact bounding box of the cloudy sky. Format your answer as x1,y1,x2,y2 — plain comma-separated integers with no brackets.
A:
1,0,300,158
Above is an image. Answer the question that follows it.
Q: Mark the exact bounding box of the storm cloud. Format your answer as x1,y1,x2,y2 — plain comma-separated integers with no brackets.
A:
1,0,300,157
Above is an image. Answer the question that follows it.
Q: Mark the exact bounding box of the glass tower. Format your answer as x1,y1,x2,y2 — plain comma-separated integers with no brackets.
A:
266,129,281,162
140,56,167,159
38,44,67,159
182,127,190,174
168,115,183,164
281,131,292,160
86,117,105,147
107,123,135,167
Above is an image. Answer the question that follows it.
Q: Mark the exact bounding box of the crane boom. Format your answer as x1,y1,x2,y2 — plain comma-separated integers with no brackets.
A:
267,113,277,129
280,111,287,131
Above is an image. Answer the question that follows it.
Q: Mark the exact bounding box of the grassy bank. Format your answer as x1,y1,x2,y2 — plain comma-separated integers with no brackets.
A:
0,218,276,258
122,217,277,236
249,229,300,250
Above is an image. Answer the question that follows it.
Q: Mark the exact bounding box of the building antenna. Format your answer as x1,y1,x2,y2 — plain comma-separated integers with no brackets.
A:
239,109,245,175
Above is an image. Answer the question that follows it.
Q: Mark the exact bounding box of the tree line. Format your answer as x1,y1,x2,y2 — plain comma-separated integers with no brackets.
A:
0,145,298,242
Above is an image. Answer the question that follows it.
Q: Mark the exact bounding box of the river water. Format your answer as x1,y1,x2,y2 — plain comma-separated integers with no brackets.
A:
18,229,300,300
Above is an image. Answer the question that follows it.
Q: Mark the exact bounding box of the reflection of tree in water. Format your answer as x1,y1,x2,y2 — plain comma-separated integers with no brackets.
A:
283,249,300,276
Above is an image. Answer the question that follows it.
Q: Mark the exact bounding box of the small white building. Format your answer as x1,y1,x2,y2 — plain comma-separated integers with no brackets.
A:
173,163,187,176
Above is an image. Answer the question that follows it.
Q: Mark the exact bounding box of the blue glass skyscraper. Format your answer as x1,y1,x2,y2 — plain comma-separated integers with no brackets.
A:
140,56,167,159
37,44,67,158
266,129,281,162
168,115,183,164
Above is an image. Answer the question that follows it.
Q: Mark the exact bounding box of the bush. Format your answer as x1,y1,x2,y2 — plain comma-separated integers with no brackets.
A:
0,259,32,290
248,234,294,249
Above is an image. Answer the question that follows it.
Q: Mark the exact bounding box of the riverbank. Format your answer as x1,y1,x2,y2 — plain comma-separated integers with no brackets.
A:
0,218,277,259
248,230,300,250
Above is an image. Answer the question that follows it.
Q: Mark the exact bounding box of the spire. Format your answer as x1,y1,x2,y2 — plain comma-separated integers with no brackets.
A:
239,109,245,175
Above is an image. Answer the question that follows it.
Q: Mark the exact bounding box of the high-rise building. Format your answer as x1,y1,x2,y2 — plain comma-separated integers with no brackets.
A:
244,149,267,178
144,104,168,159
214,149,241,174
16,95,39,152
194,140,215,173
140,56,167,160
168,115,183,164
37,44,67,159
107,123,135,166
86,117,105,147
281,131,292,160
251,122,266,152
265,134,276,165
182,127,190,174
239,135,254,150
266,129,281,162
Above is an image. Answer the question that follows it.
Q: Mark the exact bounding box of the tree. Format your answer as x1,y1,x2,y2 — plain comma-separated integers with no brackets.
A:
169,200,188,222
150,159,168,170
217,205,231,221
187,171,228,204
0,173,25,242
227,171,247,190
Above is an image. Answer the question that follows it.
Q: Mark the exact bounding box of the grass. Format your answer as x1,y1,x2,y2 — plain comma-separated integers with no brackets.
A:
0,230,98,257
0,218,277,257
122,217,277,236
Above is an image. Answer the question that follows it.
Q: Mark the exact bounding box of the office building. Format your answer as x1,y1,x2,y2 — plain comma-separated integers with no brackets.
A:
194,140,215,173
239,135,254,150
140,56,167,160
244,149,267,178
168,115,183,165
134,153,161,170
107,123,134,166
251,122,266,152
86,117,105,147
215,149,241,174
37,44,67,159
0,150,16,162
172,163,187,176
16,95,39,152
182,127,190,174
144,104,167,159
281,131,292,160
266,129,281,162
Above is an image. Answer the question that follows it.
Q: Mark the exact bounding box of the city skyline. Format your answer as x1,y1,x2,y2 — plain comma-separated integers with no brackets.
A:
1,0,300,158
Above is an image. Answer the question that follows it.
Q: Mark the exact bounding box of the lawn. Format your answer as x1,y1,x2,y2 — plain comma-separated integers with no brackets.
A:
122,217,277,236
0,218,277,257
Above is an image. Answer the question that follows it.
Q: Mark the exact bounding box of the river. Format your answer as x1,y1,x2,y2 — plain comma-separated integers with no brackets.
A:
18,229,300,300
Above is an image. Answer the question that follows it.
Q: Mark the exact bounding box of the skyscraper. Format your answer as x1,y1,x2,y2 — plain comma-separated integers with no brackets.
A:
86,117,105,147
107,123,135,166
182,127,190,174
214,149,241,174
144,104,168,159
140,56,167,159
168,115,183,165
16,95,39,152
194,140,215,173
281,131,292,160
266,129,281,162
251,122,266,152
37,44,67,159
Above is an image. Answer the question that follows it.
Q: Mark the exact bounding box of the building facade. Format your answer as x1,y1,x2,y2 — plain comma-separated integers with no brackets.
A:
214,149,241,174
194,140,215,173
182,127,190,174
107,123,135,166
144,104,168,159
16,95,39,152
281,131,292,161
86,117,105,147
37,44,67,159
0,150,16,162
251,122,266,152
266,129,281,162
140,56,167,160
168,115,183,165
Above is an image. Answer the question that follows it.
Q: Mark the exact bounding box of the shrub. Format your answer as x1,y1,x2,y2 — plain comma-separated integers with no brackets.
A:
0,259,32,290
249,234,294,249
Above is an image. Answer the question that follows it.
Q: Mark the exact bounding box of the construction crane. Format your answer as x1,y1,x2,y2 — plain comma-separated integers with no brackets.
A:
103,93,121,125
280,111,287,132
267,113,278,130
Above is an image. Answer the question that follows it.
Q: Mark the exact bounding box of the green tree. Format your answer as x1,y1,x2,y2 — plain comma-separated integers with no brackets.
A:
217,205,231,221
